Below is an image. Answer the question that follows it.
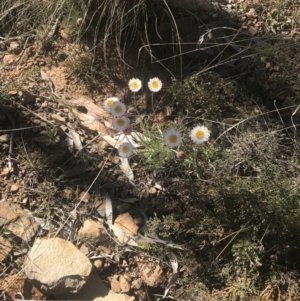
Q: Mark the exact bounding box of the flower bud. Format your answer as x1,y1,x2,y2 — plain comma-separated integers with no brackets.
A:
77,18,84,26
177,151,185,160
123,125,132,135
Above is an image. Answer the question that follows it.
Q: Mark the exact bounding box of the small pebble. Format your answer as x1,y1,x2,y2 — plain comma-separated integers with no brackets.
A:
10,185,19,193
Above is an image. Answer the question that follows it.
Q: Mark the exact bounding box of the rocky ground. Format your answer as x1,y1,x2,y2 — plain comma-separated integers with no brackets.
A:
1,0,300,300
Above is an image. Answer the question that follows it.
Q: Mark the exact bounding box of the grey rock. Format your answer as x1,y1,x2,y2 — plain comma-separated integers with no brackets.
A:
0,201,39,242
8,41,22,55
94,290,135,301
24,237,92,294
55,269,109,300
78,219,109,245
3,54,16,65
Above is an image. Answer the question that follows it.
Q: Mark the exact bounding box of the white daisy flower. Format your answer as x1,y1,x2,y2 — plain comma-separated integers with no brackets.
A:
112,116,130,131
110,101,127,117
118,142,134,158
148,77,162,92
163,129,182,148
190,125,210,145
128,78,142,92
103,97,119,112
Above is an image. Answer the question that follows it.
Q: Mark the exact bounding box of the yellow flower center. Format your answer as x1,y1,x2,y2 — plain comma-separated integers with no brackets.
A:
169,134,178,144
195,130,205,139
122,146,129,153
131,82,139,89
107,99,114,107
152,81,159,89
115,106,122,114
117,119,125,126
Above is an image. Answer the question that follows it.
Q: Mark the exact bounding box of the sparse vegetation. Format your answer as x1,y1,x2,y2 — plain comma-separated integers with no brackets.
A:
1,0,300,300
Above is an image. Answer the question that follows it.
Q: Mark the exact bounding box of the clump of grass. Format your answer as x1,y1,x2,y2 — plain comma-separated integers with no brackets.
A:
136,118,214,179
137,121,176,173
164,72,243,120
142,67,300,299
64,50,98,87
3,67,40,93
1,0,189,74
22,150,50,171
1,0,157,57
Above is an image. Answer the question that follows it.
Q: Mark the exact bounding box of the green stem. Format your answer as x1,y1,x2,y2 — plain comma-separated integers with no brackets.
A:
151,93,154,114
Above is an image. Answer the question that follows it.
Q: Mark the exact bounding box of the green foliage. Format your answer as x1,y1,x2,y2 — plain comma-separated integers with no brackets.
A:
23,150,49,170
3,67,40,93
136,119,220,179
2,0,300,299
146,82,300,298
32,127,60,146
165,72,242,120
1,0,153,57
136,121,178,174
64,51,98,87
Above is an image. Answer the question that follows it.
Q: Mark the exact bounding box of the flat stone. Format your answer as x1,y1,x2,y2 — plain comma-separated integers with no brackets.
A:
55,269,109,300
78,219,109,245
0,201,22,226
0,201,39,242
3,54,16,65
131,278,142,290
114,213,139,236
10,185,19,193
0,274,46,300
51,113,66,123
24,237,93,294
0,134,10,143
94,199,106,217
79,191,90,203
1,167,13,176
135,255,163,287
94,259,104,270
79,243,89,256
249,26,258,36
0,236,12,261
0,134,10,142
246,8,257,17
6,214,39,242
59,29,69,40
110,276,121,293
94,290,135,301
8,90,18,96
119,275,130,293
149,187,156,194
8,42,21,55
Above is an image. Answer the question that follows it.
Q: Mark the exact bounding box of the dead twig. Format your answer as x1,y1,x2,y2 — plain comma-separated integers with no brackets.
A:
291,105,300,134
